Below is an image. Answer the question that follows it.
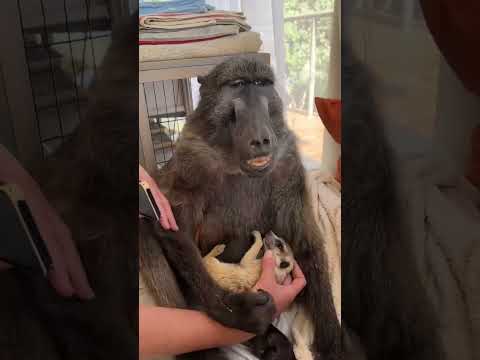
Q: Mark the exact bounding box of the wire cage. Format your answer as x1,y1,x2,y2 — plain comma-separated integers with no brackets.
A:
15,0,133,158
141,79,193,169
17,0,113,158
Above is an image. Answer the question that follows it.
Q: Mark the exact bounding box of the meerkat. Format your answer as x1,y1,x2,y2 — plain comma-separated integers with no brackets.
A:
203,230,314,360
203,230,293,292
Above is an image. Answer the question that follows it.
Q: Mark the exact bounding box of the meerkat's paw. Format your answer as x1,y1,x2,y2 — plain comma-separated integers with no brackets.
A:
206,244,226,258
292,327,314,360
250,230,264,251
251,230,262,242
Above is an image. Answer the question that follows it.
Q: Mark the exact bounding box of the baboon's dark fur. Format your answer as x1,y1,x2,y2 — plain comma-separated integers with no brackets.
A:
0,15,138,360
341,43,445,359
139,56,341,359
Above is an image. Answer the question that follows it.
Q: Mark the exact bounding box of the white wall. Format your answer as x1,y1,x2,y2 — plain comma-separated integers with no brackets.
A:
206,0,242,11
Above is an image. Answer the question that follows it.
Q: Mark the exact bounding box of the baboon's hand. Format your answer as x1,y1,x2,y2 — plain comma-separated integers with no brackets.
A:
208,289,275,334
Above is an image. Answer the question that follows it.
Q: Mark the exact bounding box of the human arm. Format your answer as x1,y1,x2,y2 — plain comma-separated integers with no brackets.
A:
139,252,306,358
139,305,254,358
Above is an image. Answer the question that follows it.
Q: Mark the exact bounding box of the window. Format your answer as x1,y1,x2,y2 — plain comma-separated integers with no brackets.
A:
283,0,336,170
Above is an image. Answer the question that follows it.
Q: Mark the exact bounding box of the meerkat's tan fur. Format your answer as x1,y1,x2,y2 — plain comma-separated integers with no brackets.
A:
202,231,264,293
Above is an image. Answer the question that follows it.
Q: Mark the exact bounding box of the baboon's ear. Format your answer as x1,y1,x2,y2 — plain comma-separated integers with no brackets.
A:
197,76,206,85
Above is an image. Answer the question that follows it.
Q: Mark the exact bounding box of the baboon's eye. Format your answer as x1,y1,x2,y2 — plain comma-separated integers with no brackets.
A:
279,261,290,269
253,79,266,86
229,79,246,88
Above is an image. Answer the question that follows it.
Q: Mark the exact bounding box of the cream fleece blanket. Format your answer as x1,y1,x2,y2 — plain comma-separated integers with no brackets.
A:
379,115,480,359
139,31,262,62
396,153,480,360
306,170,341,321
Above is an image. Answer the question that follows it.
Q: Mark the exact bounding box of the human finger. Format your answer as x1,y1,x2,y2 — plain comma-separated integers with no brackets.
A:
31,201,74,296
154,190,178,231
288,262,307,292
53,220,95,300
256,250,276,284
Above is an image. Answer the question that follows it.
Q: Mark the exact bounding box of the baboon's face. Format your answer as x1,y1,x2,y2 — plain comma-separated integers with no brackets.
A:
196,58,286,177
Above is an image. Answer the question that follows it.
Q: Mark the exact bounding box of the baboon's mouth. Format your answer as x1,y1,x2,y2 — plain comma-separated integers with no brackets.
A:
246,155,272,169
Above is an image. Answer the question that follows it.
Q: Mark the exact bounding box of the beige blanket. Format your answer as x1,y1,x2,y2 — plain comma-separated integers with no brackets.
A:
139,31,262,62
397,154,480,360
307,170,341,321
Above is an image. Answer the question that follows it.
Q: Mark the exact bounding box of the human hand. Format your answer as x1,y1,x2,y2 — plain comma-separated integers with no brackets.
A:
253,250,306,316
139,165,178,231
0,183,95,300
0,145,94,299
23,182,95,299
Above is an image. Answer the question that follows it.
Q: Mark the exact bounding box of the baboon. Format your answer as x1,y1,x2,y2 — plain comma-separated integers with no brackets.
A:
139,56,341,360
341,42,445,359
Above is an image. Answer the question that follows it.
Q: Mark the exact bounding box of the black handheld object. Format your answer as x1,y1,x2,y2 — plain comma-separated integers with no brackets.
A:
0,184,52,275
139,181,160,221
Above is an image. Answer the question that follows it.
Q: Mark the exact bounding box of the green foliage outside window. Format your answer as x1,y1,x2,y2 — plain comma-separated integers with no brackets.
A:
284,0,334,111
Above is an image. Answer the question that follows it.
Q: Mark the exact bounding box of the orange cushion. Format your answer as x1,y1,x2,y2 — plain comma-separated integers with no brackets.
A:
420,0,480,96
315,97,341,183
315,98,341,144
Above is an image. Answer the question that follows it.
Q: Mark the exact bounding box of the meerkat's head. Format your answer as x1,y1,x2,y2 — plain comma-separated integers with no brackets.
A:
263,231,295,284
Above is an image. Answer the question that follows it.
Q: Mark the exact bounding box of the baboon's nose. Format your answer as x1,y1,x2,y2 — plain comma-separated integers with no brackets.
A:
249,136,272,151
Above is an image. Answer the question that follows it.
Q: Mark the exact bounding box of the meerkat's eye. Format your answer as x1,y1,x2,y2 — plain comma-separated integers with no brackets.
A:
229,79,246,88
276,241,284,251
279,261,290,269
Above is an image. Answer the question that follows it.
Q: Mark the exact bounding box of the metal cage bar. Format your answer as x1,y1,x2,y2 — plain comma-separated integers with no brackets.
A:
16,0,113,158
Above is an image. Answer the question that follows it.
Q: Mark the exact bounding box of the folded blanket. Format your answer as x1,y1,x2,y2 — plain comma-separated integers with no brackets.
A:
139,34,231,45
139,0,213,16
139,11,250,31
139,24,240,41
139,31,262,62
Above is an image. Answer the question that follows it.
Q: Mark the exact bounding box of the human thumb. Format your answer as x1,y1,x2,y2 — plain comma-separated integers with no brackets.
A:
260,250,276,277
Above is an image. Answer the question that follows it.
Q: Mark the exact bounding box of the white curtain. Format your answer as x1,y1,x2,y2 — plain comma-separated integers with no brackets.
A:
322,0,341,174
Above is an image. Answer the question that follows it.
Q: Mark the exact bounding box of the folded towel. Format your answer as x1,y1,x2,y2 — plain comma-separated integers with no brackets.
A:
139,31,262,62
139,0,214,16
139,24,240,40
139,11,250,31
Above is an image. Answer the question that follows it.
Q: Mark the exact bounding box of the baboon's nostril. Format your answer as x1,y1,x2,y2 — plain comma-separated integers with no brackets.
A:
250,139,262,148
263,138,270,145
